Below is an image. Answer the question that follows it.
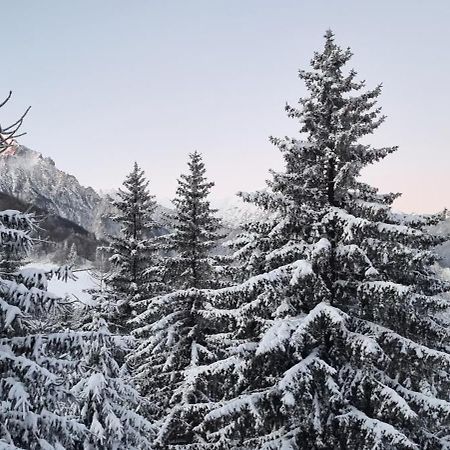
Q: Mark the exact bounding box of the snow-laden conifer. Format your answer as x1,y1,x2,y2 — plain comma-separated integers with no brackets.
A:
129,152,225,447
0,236,26,280
71,293,155,450
67,242,79,267
106,162,162,329
0,219,88,449
0,94,87,449
196,31,450,450
163,151,223,289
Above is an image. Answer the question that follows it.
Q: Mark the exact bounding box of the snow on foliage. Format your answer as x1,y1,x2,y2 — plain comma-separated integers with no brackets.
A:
190,30,450,450
71,311,155,449
104,162,163,332
128,152,227,448
2,29,450,450
0,208,86,448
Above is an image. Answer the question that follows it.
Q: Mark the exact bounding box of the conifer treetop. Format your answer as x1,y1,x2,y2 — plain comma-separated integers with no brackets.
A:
168,151,222,289
280,28,397,205
112,161,157,236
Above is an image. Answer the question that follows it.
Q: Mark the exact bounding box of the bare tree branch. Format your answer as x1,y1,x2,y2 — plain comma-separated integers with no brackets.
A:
0,91,12,109
0,92,31,154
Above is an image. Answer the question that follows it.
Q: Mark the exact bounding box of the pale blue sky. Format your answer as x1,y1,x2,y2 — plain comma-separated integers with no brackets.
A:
0,1,449,212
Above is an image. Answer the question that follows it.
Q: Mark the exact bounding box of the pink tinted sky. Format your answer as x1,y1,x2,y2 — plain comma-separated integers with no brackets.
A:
0,0,448,213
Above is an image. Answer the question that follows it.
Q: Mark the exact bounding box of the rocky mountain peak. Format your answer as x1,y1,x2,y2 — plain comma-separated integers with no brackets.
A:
0,144,101,232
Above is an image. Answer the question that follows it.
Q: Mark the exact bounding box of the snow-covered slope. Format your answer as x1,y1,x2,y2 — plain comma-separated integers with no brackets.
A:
213,196,266,228
23,262,97,305
434,217,450,267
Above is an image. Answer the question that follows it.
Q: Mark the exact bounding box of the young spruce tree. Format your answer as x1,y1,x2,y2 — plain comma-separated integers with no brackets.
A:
106,162,161,330
164,151,223,290
196,31,450,450
129,151,224,448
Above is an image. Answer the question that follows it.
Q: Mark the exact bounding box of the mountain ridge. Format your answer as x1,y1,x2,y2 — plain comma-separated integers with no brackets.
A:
0,143,101,232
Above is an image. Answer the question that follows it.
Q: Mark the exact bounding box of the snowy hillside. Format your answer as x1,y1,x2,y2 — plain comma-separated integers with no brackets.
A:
22,262,96,305
213,196,267,227
431,216,450,267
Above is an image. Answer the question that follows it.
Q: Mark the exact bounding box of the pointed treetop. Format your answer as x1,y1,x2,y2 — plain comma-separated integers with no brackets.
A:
168,150,222,289
307,29,353,75
175,151,215,198
187,150,206,172
128,160,145,179
324,28,334,41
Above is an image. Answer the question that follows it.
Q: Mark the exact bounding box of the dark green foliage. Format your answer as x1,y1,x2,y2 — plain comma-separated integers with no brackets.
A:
106,162,162,330
164,151,223,290
197,31,450,450
129,152,225,448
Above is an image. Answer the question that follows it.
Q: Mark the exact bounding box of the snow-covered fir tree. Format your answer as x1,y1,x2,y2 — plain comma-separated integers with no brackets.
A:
67,220,158,450
163,151,223,290
194,30,450,450
128,151,225,447
0,94,87,449
71,293,155,450
106,162,161,330
68,242,79,267
0,214,87,448
0,211,31,281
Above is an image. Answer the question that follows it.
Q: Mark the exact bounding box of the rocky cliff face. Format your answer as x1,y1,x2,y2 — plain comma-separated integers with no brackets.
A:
0,144,101,231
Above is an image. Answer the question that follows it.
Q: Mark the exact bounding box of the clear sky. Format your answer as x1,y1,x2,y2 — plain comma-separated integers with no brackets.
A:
0,1,448,212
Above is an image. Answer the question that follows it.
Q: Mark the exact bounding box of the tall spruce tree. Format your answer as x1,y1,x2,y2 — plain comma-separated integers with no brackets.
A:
106,162,161,329
194,31,450,450
164,151,222,290
129,151,224,447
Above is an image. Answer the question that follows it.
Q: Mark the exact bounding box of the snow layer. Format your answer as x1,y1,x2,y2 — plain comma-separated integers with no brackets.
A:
23,263,96,305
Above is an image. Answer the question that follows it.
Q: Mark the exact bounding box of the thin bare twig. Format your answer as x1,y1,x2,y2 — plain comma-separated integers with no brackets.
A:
0,92,31,154
0,91,12,109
